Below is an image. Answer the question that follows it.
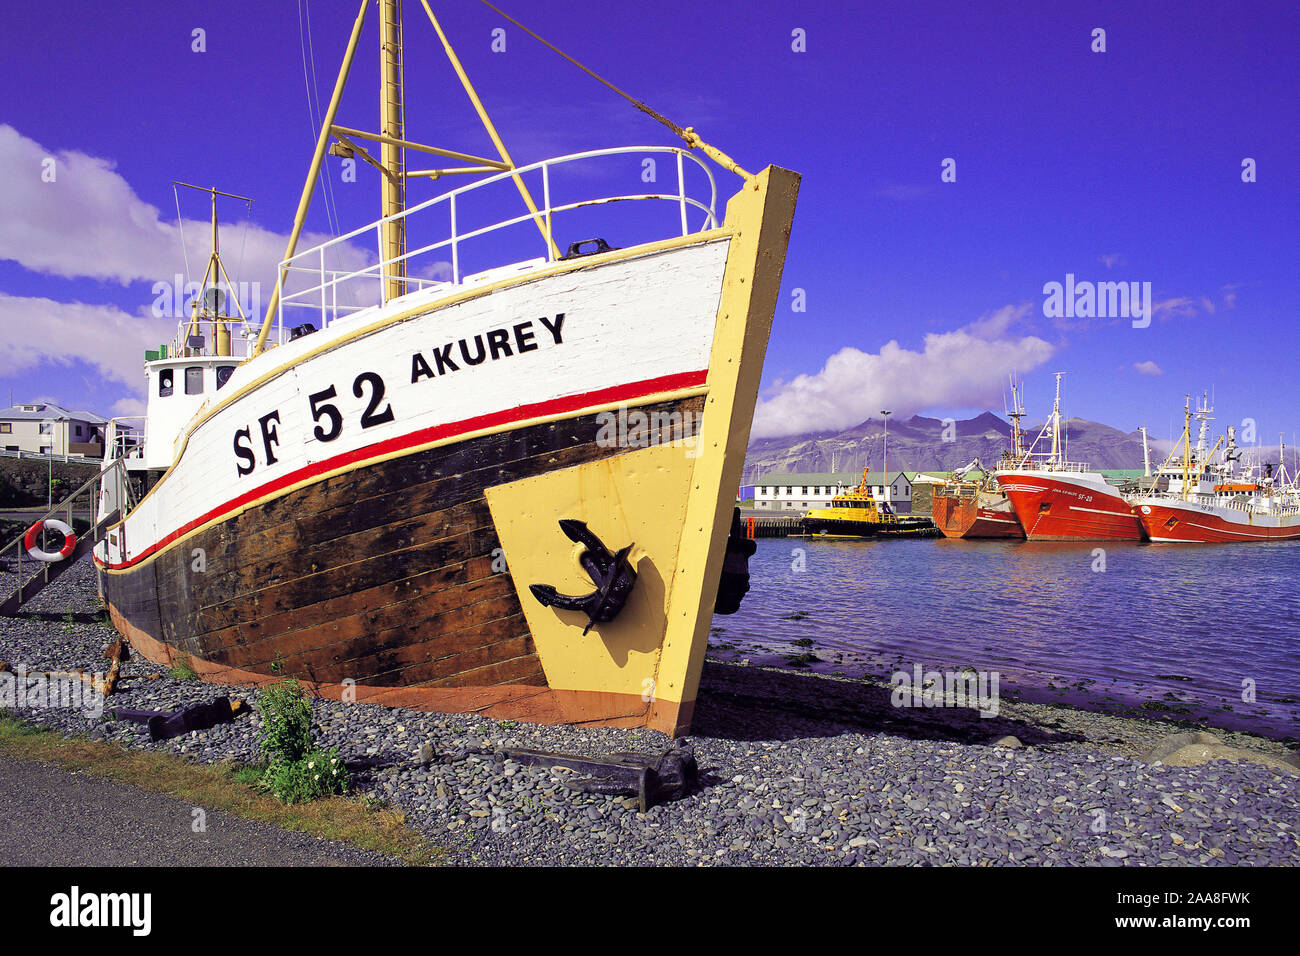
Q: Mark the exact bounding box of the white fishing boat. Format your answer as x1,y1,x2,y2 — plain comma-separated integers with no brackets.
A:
73,1,799,734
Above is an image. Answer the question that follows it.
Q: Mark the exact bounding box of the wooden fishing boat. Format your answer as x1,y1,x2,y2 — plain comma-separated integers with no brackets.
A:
91,1,798,735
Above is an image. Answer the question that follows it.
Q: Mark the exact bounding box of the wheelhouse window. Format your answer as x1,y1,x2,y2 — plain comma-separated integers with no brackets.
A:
216,365,236,390
159,369,174,397
185,367,204,395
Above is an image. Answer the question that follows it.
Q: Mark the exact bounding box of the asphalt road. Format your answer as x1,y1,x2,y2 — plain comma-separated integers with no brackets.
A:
0,754,399,866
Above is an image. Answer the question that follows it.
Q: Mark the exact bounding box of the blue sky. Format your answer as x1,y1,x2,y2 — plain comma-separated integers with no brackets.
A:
1,0,1297,446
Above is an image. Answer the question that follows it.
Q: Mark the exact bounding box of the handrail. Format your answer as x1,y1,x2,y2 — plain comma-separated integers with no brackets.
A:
1000,457,1092,473
1,458,128,611
106,417,146,456
272,145,720,339
0,460,129,616
0,458,126,560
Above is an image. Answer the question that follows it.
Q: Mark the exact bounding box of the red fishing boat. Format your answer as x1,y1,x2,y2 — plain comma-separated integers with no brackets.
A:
995,373,1144,541
1133,407,1300,542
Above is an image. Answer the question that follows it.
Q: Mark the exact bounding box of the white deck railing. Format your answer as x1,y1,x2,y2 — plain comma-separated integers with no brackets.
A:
104,417,147,466
1000,456,1092,473
274,146,720,340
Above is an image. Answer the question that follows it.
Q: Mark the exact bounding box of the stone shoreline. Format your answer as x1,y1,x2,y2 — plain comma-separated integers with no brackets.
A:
2,557,1297,866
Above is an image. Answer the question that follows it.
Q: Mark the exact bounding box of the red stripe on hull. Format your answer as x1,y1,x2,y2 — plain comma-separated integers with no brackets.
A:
97,369,706,571
1137,503,1300,542
998,474,1142,541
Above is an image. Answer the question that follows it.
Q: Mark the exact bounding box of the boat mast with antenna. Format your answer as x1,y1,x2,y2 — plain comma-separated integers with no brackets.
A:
1007,374,1026,460
173,181,253,358
1048,371,1065,467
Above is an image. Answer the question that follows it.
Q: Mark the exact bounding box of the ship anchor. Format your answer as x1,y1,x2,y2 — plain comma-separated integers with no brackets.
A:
529,520,637,634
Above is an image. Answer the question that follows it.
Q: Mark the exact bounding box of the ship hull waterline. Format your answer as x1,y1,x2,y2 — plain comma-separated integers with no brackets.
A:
96,166,801,737
1135,500,1300,543
996,472,1144,542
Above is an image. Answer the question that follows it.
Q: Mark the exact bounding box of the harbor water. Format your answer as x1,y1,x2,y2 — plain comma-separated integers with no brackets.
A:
714,537,1300,740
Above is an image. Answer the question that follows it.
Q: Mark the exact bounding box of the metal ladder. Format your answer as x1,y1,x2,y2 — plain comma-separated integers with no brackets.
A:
0,458,127,616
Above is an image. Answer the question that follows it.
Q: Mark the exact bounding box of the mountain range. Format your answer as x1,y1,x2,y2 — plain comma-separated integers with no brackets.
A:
744,412,1164,481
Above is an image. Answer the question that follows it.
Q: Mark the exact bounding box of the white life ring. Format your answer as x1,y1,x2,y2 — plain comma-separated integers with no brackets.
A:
24,518,77,562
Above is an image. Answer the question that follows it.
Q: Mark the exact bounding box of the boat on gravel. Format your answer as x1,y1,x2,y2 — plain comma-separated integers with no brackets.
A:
89,1,799,735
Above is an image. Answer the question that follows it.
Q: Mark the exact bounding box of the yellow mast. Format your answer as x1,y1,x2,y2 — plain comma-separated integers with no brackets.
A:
205,188,233,356
210,188,227,356
254,0,370,358
379,0,407,302
418,0,557,259
249,0,749,359
1181,395,1192,500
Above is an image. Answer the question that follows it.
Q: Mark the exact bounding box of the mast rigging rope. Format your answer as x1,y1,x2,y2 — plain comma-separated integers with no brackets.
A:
472,0,751,179
172,185,191,289
474,0,689,139
299,0,342,240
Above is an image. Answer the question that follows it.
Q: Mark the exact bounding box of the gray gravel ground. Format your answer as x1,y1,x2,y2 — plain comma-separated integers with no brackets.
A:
2,556,1297,866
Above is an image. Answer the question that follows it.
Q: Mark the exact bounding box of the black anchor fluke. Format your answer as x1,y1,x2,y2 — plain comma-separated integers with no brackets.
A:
529,519,637,635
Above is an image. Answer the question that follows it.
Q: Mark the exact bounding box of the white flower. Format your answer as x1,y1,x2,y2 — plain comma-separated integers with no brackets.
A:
314,774,320,781
308,761,315,769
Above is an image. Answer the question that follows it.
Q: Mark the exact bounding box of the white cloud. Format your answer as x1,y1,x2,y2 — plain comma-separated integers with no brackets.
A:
0,124,458,404
0,124,174,285
1099,253,1123,269
752,304,1054,439
0,294,175,393
1133,360,1162,376
0,124,401,303
1152,296,1215,321
111,397,148,417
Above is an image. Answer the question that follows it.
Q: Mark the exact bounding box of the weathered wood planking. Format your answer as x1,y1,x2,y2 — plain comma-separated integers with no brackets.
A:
102,397,704,692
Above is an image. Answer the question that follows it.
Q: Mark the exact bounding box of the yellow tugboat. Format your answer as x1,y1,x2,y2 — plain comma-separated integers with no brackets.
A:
801,469,938,538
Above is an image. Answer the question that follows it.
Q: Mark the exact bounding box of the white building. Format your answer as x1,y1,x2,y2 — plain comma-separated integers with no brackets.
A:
751,471,917,513
0,403,109,458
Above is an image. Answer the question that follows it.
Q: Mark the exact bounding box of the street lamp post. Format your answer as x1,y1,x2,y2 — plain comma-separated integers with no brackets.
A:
881,409,892,505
